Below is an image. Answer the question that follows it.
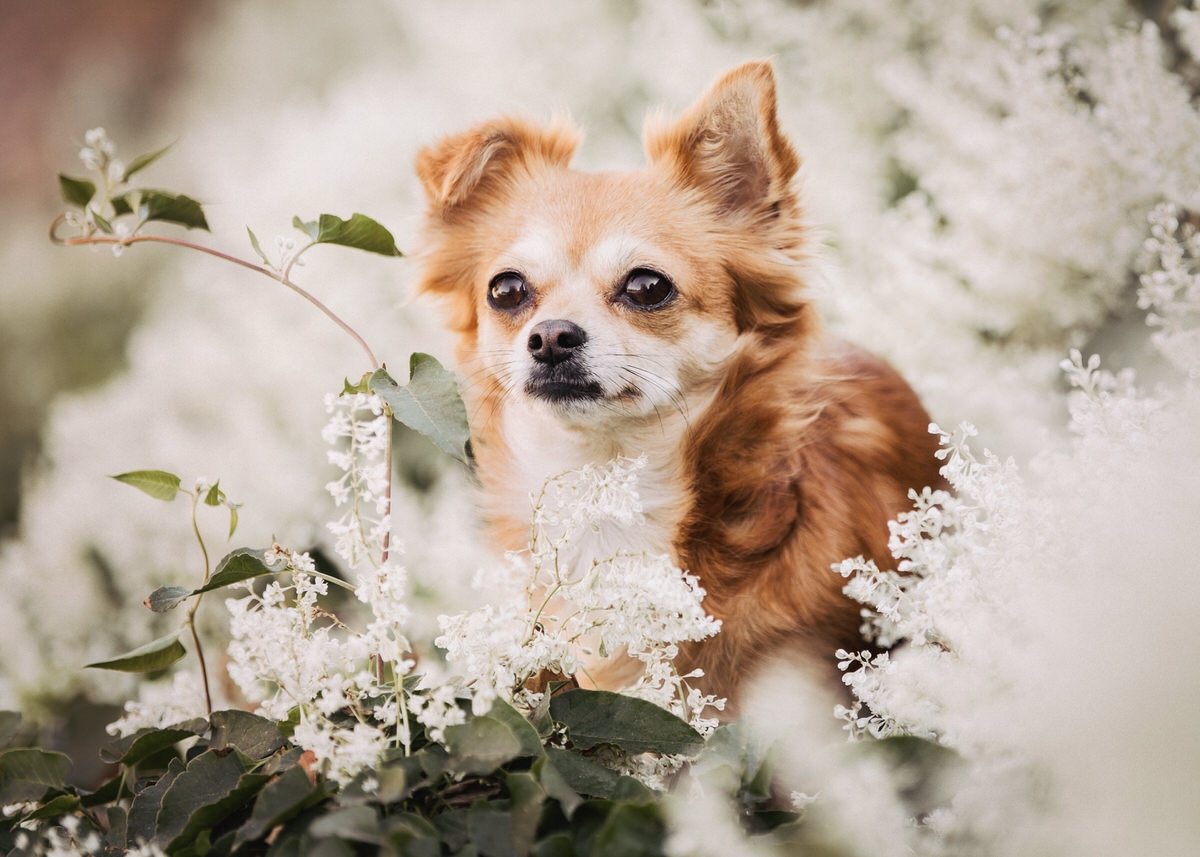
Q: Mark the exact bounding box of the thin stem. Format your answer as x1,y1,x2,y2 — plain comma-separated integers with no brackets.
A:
50,218,380,371
187,493,215,717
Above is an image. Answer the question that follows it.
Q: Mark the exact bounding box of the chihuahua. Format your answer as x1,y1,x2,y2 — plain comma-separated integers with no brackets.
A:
414,61,943,708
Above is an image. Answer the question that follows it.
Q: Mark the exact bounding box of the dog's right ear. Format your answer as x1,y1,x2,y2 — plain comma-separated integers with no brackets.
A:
415,116,581,213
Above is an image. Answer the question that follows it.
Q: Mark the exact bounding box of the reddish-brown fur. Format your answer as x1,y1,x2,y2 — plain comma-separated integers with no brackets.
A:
414,61,944,708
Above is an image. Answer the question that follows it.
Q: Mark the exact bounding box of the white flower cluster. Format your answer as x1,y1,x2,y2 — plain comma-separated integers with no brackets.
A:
827,234,1200,853
0,810,163,857
221,395,413,787
322,392,391,568
1138,203,1200,378
436,456,723,753
105,670,210,738
78,127,124,190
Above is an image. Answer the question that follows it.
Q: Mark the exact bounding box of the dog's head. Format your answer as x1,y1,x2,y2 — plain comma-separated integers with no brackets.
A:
414,61,812,431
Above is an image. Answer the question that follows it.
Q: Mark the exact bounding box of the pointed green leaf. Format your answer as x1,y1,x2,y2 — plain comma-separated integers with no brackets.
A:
100,719,207,766
247,227,272,266
144,585,193,613
58,174,96,208
196,547,274,594
126,756,184,846
156,749,270,851
313,212,402,257
85,632,186,673
203,481,223,507
26,793,82,821
292,216,319,240
209,710,286,759
92,211,115,234
233,765,326,849
228,505,239,539
0,748,72,788
370,355,471,464
549,689,704,757
542,747,621,800
111,470,182,502
139,190,210,231
122,142,174,181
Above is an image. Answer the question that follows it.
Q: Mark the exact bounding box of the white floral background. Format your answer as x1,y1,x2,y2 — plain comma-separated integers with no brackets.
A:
2,1,1199,854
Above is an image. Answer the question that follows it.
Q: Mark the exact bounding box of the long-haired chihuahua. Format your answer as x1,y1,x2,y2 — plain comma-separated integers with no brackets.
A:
414,61,943,709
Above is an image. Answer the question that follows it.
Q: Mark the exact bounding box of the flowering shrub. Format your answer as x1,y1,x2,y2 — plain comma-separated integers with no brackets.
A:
5,1,1200,854
0,134,758,855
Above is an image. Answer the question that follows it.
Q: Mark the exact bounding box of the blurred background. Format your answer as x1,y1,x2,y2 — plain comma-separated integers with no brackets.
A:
1,0,1196,797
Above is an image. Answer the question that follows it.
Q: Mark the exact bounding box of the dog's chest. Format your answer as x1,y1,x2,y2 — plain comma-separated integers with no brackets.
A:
493,410,687,567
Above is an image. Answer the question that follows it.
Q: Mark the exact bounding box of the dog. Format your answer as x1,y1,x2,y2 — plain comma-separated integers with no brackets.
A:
413,60,944,710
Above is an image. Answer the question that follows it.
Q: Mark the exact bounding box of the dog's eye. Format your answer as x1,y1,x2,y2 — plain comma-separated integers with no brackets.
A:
488,272,529,311
621,269,676,309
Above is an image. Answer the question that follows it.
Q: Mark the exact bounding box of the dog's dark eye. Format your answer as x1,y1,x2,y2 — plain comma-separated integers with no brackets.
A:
621,269,676,309
488,272,529,311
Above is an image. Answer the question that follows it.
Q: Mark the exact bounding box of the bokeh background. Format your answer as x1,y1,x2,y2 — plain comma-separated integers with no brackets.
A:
2,1,1199,850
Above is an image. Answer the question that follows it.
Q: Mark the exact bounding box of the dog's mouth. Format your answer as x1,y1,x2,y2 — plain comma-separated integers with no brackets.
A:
524,365,605,404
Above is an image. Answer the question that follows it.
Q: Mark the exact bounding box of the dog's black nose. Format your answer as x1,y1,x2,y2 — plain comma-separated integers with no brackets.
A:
527,319,587,365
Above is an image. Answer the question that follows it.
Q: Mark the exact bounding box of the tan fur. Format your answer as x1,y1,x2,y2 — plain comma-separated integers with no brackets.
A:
414,61,945,710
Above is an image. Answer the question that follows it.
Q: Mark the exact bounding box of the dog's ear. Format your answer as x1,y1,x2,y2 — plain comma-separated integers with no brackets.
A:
416,116,581,213
645,61,799,220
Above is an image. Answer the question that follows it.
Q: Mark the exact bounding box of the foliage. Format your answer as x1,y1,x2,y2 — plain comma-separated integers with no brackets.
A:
7,1,1200,853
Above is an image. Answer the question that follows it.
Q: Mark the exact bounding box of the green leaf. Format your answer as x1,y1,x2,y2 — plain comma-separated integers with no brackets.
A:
203,481,223,507
58,174,96,208
92,211,115,234
247,227,272,266
228,505,239,539
484,697,543,757
26,793,82,821
111,470,182,501
370,355,471,464
444,702,541,777
0,711,21,749
467,804,516,857
126,756,184,847
309,805,382,843
549,690,704,757
292,216,319,240
156,749,270,851
100,719,207,766
591,801,665,857
110,189,209,230
542,747,621,800
506,771,546,856
144,585,193,613
122,142,174,181
234,765,325,850
196,547,274,594
85,632,186,673
0,748,72,789
209,709,286,759
139,190,210,231
312,212,402,257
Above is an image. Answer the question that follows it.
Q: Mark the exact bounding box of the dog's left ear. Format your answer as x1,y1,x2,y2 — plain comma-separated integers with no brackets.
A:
645,60,799,220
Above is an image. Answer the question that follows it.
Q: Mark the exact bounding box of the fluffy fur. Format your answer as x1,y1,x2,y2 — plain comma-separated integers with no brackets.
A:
414,61,944,709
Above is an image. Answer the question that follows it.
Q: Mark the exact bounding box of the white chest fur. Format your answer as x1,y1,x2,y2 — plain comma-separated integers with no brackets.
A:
494,398,689,569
